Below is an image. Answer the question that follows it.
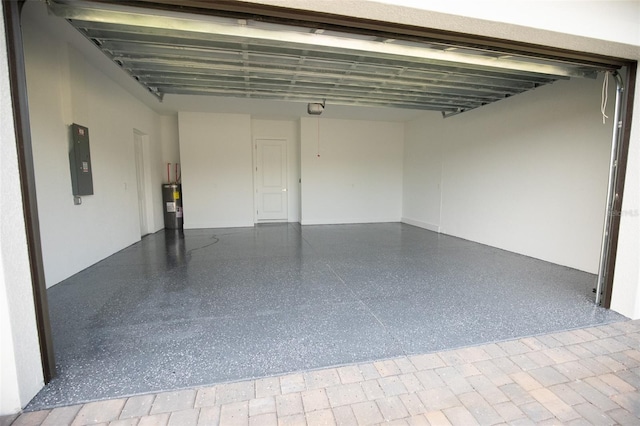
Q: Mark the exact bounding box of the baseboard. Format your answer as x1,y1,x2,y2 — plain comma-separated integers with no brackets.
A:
401,217,440,233
301,218,400,226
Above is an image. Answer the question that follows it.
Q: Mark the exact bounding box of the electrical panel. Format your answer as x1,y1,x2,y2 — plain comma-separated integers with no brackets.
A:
69,123,94,196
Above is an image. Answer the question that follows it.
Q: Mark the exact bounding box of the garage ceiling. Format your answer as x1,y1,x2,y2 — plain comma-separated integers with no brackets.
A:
48,0,614,117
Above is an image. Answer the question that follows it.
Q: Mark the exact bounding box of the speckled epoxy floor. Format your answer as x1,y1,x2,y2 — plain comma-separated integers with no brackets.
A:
27,223,625,409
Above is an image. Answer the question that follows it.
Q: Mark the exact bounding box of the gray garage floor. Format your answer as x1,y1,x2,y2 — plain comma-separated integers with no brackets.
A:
27,223,625,409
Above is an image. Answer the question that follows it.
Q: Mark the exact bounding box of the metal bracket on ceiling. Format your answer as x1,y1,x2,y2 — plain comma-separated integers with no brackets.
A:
441,108,466,119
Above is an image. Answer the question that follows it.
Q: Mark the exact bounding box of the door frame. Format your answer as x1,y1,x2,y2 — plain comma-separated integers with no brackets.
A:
253,137,289,224
133,130,152,236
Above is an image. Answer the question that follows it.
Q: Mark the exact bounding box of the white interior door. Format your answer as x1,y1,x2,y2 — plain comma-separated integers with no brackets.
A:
133,131,149,236
256,139,288,222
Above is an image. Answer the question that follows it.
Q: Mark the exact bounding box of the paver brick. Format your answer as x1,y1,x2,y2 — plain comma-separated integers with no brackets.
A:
458,391,502,425
378,376,409,397
301,389,330,412
594,355,626,372
610,391,640,417
336,366,363,384
138,413,170,426
358,363,381,380
276,393,304,417
375,396,409,421
497,340,530,356
527,366,569,387
249,396,276,416
41,405,82,426
481,343,508,359
565,343,596,359
473,360,512,387
250,412,277,426
542,347,579,364
509,354,539,371
467,375,509,405
509,371,543,391
567,381,619,411
331,405,356,426
361,379,385,401
12,411,50,426
438,350,465,366
406,414,430,425
198,406,220,425
394,357,418,374
277,413,307,426
72,398,127,424
399,373,423,393
194,386,216,408
350,400,384,425
584,376,618,397
553,361,595,381
424,410,452,426
498,383,535,406
606,407,640,425
256,377,281,398
418,387,460,411
492,401,526,422
168,408,200,426
280,374,306,394
399,393,426,416
109,418,139,426
215,381,254,405
325,383,366,407
219,401,249,426
530,387,580,422
305,408,335,426
547,383,587,406
442,405,480,426
457,346,492,363
149,390,196,414
491,357,520,375
599,372,636,393
535,334,564,348
454,363,481,378
414,369,445,390
409,353,445,371
518,401,554,422
374,359,402,377
435,366,473,395
520,337,548,351
304,369,340,390
572,402,615,425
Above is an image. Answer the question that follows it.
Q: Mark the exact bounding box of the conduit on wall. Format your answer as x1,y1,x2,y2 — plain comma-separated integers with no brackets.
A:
595,71,625,306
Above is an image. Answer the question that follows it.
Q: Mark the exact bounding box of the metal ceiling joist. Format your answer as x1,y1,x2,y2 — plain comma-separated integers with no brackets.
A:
47,0,615,115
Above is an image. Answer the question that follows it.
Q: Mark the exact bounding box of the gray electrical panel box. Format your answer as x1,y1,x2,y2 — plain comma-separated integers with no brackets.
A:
69,123,94,196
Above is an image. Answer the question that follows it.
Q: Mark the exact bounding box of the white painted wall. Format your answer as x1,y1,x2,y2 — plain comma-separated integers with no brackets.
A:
402,116,442,232
0,6,44,415
403,77,614,274
178,112,254,228
22,5,165,287
160,115,180,169
251,119,301,222
300,118,403,225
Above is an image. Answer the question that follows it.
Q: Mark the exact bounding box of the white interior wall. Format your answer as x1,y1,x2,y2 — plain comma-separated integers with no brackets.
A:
178,112,254,228
22,7,165,287
300,118,403,225
0,6,44,415
160,115,181,168
251,119,301,222
403,77,615,274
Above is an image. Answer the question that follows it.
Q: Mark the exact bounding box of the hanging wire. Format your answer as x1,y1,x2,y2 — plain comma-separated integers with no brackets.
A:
601,71,610,124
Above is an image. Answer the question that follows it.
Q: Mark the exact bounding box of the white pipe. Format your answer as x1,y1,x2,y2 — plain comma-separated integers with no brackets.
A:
595,71,624,306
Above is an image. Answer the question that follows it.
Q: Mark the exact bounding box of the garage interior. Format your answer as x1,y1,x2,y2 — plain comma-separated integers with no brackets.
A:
19,0,632,409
